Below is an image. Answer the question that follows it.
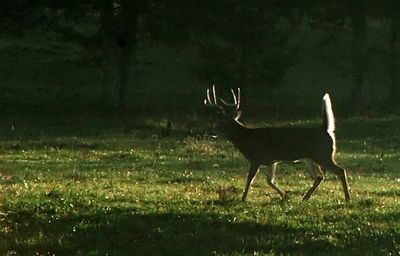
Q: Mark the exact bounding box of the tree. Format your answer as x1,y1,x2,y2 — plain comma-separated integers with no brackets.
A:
307,0,371,111
192,1,299,107
0,0,41,33
373,0,400,106
389,17,400,105
349,0,369,110
99,0,140,114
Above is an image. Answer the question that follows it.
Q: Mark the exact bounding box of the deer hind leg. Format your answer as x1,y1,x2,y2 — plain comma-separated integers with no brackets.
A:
302,159,325,201
266,163,285,198
320,159,351,202
242,163,260,201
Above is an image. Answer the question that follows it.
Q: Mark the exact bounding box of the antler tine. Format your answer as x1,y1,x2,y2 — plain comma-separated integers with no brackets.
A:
212,85,217,104
230,89,237,105
236,88,241,109
205,85,222,107
205,88,212,105
220,98,237,107
219,87,240,107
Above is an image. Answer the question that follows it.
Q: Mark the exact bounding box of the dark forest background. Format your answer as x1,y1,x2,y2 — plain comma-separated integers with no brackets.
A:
2,2,400,255
2,0,400,121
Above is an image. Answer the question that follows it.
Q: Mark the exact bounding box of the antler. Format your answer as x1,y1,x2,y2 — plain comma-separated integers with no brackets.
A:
204,85,219,106
219,88,241,110
204,85,241,110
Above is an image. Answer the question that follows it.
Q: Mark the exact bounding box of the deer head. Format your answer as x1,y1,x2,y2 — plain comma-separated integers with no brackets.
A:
204,85,242,122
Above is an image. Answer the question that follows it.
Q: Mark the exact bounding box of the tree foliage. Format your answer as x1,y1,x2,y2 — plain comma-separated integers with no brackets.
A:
2,0,400,111
191,2,299,99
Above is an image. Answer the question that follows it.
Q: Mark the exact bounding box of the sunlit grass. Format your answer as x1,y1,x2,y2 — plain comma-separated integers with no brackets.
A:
0,117,399,255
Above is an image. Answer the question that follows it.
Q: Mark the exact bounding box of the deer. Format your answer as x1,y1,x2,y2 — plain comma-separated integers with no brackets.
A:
204,85,350,202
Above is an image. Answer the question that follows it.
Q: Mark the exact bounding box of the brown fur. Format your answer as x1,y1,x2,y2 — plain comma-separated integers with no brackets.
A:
205,87,350,202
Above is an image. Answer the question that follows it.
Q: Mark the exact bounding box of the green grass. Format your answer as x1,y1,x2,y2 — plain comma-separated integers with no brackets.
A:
0,116,399,255
0,28,399,255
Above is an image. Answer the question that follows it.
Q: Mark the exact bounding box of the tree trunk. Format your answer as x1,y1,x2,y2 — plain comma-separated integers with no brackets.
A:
100,0,138,115
100,0,117,109
389,19,399,105
116,0,138,114
238,45,250,111
350,0,369,112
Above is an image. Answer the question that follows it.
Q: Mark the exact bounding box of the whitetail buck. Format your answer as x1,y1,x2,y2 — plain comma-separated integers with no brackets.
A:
204,85,350,202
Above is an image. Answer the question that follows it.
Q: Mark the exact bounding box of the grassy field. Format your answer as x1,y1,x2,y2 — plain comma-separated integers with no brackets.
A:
0,30,399,255
0,115,399,255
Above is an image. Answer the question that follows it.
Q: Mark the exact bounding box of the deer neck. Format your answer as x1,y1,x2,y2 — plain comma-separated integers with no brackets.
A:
222,119,247,145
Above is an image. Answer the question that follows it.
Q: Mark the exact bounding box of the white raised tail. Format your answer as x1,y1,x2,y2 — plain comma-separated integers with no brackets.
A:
322,93,336,152
205,86,351,202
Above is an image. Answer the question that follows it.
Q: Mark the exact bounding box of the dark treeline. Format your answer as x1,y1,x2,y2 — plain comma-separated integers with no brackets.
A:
1,0,400,115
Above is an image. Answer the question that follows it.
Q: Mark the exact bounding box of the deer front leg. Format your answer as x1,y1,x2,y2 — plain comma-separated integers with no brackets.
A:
242,163,260,201
303,160,324,201
266,163,285,198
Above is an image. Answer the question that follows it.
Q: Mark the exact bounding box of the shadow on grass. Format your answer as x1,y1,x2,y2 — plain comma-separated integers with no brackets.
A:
1,208,398,255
